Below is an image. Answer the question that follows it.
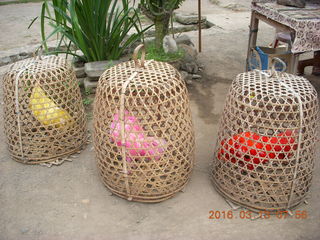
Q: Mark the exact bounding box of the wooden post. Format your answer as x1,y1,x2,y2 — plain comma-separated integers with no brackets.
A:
198,0,202,52
246,11,259,71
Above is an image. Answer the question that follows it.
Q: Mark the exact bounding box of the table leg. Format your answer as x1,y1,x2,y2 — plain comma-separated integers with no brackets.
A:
313,51,320,75
289,53,299,74
246,11,259,71
297,51,320,75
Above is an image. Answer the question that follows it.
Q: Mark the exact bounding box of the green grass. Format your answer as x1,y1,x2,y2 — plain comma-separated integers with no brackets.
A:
81,88,93,106
82,97,92,106
0,0,44,6
84,89,92,96
145,42,185,62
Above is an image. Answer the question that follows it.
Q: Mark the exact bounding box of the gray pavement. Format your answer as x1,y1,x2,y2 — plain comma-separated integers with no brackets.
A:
0,0,319,239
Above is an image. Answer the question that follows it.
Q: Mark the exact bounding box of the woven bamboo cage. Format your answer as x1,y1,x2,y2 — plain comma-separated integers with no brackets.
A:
212,60,318,212
94,45,194,202
2,55,87,164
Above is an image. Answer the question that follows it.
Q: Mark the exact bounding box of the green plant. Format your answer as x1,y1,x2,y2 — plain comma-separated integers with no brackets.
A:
82,88,92,106
82,97,92,106
38,0,152,62
0,0,43,6
84,88,92,96
145,42,184,62
139,0,185,50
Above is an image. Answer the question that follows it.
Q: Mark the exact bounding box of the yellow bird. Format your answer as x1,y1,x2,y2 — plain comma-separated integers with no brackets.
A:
29,85,73,128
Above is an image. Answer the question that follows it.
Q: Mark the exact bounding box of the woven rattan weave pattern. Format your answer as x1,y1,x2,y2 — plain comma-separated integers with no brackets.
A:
2,56,87,164
94,45,195,202
212,69,318,212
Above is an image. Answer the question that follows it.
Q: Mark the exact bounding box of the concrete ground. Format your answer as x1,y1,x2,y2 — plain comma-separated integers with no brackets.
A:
0,0,320,239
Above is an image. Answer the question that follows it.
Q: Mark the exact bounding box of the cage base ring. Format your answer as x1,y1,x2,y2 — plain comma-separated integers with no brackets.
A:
10,139,87,165
211,176,305,214
101,178,190,203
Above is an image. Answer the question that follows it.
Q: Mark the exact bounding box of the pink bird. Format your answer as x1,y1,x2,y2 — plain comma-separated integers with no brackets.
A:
110,111,166,162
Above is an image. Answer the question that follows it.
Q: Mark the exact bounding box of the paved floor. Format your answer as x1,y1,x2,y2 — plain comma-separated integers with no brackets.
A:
0,0,320,239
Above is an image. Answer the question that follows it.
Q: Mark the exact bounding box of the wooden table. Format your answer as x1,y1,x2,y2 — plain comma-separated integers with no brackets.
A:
246,0,320,73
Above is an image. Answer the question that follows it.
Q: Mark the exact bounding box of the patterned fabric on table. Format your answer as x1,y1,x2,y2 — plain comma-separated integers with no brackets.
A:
253,0,275,2
252,1,320,53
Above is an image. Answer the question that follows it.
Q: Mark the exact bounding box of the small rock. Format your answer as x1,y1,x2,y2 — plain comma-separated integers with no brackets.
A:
19,55,29,60
20,228,29,234
223,3,247,11
206,21,216,28
168,60,181,70
18,52,30,60
178,22,209,32
84,78,98,93
192,74,201,79
0,56,11,66
175,35,194,47
179,44,199,74
9,55,18,62
19,52,28,57
81,199,90,204
182,62,199,74
163,35,178,54
179,44,198,60
180,70,189,81
186,79,193,85
175,12,207,25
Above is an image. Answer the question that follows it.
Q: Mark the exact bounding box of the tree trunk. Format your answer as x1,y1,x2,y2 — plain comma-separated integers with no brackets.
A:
154,14,170,51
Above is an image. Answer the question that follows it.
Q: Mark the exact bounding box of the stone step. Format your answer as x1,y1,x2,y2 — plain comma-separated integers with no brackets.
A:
174,12,207,25
84,60,123,78
84,77,98,93
74,66,86,78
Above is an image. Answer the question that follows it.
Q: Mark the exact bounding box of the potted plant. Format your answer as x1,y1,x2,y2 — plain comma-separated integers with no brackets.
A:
139,0,185,51
39,0,151,63
34,0,153,92
138,0,198,74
